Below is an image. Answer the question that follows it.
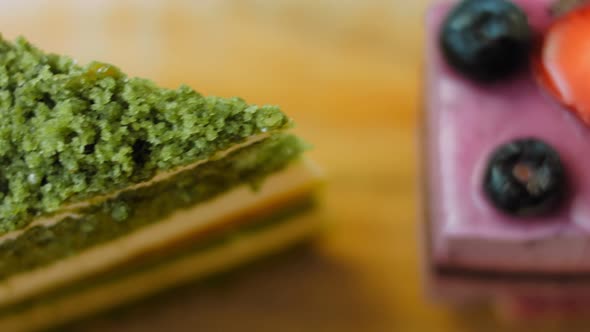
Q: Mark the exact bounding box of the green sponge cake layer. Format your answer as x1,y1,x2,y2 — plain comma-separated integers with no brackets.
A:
0,134,305,281
0,36,291,231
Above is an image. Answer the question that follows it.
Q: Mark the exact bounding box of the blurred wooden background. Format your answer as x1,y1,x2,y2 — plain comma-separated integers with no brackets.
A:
0,0,525,331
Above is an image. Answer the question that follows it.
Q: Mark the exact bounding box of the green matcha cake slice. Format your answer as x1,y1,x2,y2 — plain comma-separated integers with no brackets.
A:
0,35,323,331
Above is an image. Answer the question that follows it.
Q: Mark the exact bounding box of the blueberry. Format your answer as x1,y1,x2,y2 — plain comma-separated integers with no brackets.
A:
440,0,532,82
483,138,566,217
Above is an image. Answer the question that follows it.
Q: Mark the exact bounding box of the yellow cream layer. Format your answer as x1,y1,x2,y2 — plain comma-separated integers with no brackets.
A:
0,212,319,332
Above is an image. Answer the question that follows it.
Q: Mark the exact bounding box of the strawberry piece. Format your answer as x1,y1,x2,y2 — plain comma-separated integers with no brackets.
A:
535,4,590,125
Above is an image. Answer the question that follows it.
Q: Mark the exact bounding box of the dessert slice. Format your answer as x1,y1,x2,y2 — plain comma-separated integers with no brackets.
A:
422,0,590,317
0,35,323,331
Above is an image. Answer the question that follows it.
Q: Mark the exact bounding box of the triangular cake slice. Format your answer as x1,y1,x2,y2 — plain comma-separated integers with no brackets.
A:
0,36,323,331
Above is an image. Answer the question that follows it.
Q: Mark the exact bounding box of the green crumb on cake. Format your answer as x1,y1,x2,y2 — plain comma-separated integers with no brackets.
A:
0,134,306,280
0,35,291,231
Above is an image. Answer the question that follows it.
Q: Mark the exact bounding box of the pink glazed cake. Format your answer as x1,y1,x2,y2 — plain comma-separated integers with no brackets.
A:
422,0,590,315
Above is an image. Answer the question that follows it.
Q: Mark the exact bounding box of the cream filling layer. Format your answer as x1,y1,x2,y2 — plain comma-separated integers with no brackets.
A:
0,159,322,308
0,212,320,332
0,134,270,244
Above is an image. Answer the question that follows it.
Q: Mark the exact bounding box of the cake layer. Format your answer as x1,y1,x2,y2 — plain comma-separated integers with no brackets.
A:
0,157,322,309
0,36,292,232
426,0,590,273
0,200,320,332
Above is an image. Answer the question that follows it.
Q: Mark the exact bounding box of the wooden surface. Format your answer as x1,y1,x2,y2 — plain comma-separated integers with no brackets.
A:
0,1,540,331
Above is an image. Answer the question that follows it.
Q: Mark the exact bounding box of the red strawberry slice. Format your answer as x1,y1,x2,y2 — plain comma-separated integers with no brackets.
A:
535,4,590,125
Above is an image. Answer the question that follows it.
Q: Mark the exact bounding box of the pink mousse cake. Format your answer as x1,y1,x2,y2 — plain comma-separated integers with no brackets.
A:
422,0,590,308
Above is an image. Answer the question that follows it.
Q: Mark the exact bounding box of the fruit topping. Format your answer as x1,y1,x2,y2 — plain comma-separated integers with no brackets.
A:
440,0,532,82
534,4,590,126
483,138,566,217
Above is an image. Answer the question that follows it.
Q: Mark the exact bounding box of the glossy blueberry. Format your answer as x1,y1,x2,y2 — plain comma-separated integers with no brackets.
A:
440,0,532,82
483,138,566,217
